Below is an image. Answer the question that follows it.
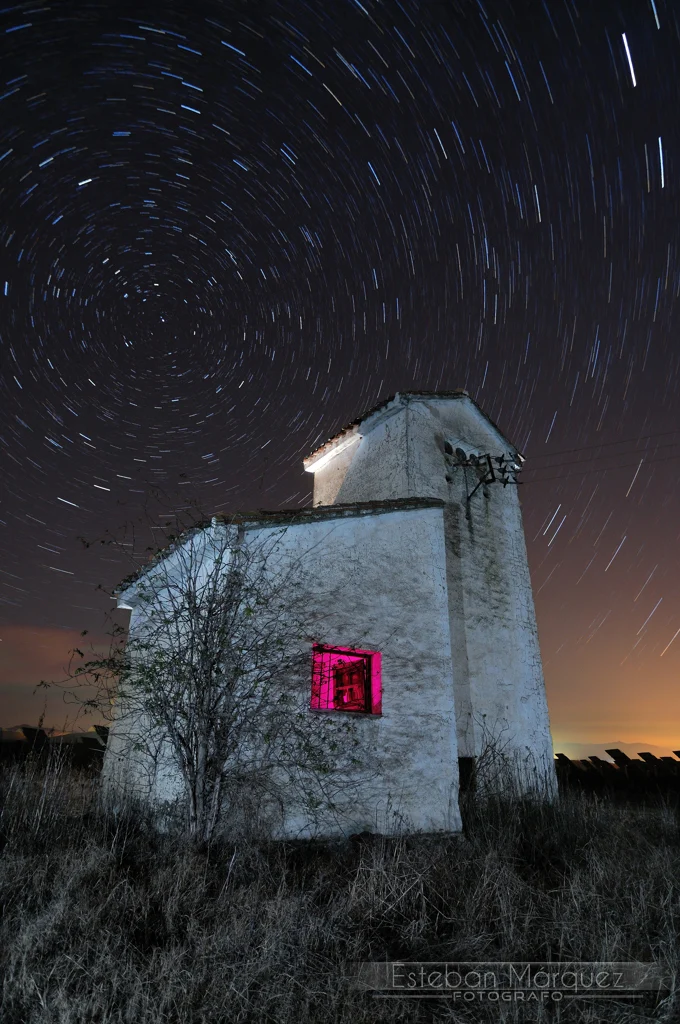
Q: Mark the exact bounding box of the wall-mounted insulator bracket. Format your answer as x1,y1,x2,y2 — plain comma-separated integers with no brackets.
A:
445,451,522,503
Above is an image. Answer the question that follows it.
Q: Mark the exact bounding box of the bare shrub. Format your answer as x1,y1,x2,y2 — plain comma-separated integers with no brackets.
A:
471,715,558,803
43,515,376,848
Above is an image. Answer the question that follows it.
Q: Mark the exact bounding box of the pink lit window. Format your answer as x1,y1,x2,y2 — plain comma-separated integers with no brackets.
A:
311,645,382,714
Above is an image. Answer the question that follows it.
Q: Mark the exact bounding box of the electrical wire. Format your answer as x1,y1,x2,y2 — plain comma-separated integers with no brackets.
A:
521,449,680,485
525,427,680,461
522,437,680,474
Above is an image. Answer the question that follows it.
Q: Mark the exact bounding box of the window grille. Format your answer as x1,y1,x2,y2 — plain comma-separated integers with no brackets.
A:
311,644,382,714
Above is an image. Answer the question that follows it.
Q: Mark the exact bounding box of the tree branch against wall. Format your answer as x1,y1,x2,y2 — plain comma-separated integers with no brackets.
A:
41,504,380,847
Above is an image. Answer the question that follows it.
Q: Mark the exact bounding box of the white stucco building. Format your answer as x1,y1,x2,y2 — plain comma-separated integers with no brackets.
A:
103,391,556,840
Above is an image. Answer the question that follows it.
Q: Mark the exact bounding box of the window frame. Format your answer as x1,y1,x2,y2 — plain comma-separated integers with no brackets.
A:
310,643,382,716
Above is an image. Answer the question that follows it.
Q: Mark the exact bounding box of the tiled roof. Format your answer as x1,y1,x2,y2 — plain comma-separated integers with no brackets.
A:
219,497,445,526
115,497,446,597
303,390,517,468
115,391,517,599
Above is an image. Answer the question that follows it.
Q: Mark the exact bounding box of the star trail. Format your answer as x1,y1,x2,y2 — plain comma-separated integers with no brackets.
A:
1,0,679,749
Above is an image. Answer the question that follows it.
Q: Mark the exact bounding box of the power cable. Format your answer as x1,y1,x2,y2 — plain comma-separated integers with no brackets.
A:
522,437,680,474
525,427,680,461
521,448,680,486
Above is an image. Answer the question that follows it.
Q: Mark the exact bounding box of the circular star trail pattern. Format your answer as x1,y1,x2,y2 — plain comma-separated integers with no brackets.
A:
1,0,680,743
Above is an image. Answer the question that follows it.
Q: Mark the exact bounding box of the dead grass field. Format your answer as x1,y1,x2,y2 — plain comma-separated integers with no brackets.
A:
0,752,678,1023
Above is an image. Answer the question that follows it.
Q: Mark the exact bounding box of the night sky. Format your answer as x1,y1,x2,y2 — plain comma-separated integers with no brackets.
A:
1,0,679,752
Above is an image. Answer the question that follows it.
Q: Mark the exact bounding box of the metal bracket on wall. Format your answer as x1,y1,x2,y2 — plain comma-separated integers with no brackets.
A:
461,453,521,503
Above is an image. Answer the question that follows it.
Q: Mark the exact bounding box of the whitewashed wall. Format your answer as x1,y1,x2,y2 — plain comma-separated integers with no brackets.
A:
104,504,464,839
308,394,557,797
102,527,227,810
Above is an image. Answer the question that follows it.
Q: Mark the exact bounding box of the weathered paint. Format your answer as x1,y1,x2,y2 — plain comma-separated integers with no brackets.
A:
307,393,556,797
103,391,556,841
105,503,463,839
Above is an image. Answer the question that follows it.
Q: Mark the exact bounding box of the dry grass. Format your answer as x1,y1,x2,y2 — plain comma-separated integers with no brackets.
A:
0,751,678,1023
